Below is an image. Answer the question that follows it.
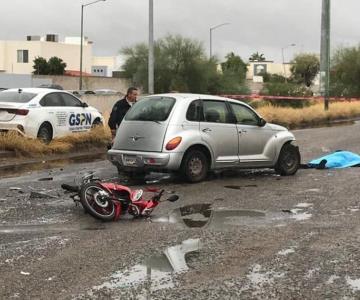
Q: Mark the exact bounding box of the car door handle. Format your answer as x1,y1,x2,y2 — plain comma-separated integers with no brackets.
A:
202,128,212,133
239,129,247,134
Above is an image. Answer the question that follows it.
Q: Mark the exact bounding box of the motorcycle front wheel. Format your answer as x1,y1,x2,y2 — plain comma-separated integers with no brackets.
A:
80,182,115,221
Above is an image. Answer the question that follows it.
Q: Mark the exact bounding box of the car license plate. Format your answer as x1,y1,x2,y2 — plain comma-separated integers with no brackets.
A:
123,155,138,166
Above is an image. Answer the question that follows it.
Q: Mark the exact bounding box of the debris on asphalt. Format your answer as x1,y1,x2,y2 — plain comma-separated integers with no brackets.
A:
224,185,241,190
38,177,53,181
224,184,257,190
9,187,22,191
321,146,331,153
20,271,30,276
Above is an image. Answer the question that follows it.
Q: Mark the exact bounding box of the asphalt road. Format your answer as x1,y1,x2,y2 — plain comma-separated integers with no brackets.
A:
1,123,360,299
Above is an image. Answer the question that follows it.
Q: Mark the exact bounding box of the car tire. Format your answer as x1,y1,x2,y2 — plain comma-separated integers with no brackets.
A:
181,149,209,183
275,143,301,176
92,119,103,128
37,123,53,144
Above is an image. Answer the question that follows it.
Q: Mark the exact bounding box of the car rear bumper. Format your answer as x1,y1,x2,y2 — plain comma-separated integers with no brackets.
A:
0,122,25,135
107,149,184,172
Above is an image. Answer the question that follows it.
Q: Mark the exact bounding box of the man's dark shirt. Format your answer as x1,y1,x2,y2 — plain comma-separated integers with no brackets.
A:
108,98,131,130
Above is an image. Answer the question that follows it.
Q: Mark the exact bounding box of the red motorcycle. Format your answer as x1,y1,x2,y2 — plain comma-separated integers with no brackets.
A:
61,173,179,221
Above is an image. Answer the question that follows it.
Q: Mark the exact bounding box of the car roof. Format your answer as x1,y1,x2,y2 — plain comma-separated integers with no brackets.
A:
4,88,71,95
147,93,228,101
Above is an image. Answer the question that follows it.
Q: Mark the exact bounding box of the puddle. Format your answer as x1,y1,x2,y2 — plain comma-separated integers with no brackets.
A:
155,202,314,229
89,238,201,297
154,204,285,230
0,153,106,179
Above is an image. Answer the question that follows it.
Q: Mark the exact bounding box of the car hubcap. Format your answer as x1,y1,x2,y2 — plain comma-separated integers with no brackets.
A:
189,157,203,176
283,152,296,168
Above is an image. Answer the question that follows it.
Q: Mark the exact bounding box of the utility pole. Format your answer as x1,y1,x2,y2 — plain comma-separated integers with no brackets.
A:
320,0,331,111
80,4,84,90
79,0,106,91
148,0,154,94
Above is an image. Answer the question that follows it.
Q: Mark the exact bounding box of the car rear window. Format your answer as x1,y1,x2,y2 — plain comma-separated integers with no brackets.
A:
125,96,176,122
0,91,37,103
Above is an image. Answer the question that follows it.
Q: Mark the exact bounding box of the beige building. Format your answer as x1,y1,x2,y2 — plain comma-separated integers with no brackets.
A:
0,35,114,76
91,56,116,77
246,61,293,81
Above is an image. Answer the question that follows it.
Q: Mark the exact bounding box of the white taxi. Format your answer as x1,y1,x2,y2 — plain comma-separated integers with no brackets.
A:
0,88,103,143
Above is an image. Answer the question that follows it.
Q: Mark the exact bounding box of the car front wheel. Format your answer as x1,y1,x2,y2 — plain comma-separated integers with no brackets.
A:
275,143,301,176
181,149,209,183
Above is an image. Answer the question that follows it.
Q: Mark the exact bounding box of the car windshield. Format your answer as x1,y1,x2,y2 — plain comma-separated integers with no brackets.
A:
125,96,176,122
0,91,37,103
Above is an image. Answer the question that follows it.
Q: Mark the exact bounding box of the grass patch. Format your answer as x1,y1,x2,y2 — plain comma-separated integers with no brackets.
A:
0,126,111,157
258,101,360,129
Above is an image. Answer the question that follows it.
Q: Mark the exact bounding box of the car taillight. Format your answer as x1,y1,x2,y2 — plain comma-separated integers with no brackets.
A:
7,109,29,116
166,136,182,151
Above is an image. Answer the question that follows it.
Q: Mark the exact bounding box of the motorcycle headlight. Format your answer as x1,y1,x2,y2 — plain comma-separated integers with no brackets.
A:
133,189,143,201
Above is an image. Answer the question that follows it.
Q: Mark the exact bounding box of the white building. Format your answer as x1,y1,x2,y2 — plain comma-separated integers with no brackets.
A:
0,34,115,77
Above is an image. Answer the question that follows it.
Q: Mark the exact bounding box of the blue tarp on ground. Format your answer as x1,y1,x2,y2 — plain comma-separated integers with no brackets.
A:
308,151,360,169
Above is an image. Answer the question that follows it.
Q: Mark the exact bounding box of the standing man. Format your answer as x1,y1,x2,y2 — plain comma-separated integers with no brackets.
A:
108,87,139,139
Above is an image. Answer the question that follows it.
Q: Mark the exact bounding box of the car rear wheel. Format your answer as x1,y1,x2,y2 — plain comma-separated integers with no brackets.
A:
37,123,53,144
181,149,209,183
92,119,103,128
275,143,301,176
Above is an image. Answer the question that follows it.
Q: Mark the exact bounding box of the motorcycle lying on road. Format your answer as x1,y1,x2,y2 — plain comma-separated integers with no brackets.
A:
61,173,179,221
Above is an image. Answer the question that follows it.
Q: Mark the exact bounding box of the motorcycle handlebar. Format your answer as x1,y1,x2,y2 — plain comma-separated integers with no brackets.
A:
152,189,165,201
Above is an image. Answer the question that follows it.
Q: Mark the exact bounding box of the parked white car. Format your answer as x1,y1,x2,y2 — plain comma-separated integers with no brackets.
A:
0,88,104,143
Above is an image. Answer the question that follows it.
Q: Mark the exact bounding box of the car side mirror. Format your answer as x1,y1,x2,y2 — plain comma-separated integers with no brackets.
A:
258,118,266,127
81,102,88,108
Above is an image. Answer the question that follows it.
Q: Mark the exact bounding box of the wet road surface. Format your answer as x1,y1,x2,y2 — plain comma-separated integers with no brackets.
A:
1,123,360,299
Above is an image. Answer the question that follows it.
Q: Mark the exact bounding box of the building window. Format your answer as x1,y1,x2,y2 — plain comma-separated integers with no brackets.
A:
17,50,29,63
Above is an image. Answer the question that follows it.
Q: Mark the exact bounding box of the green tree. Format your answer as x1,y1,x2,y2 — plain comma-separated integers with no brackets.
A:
32,56,49,75
221,52,247,79
219,52,249,94
122,35,220,94
249,52,266,62
290,53,320,87
331,46,360,97
47,57,67,75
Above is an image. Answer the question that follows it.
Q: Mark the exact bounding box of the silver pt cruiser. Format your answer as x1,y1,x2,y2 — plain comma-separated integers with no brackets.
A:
108,93,300,182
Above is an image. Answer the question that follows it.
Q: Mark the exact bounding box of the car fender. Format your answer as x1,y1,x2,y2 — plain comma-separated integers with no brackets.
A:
23,109,55,138
271,131,297,164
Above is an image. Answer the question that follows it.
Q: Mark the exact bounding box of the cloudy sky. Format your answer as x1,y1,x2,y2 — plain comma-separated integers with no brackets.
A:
1,0,359,63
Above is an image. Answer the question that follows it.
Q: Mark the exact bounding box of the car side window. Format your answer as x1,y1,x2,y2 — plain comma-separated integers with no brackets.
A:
230,103,259,126
186,100,202,121
202,100,231,124
61,93,83,107
40,93,64,107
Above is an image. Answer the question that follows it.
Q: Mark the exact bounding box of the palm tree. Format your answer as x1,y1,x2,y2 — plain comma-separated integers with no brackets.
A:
249,52,266,62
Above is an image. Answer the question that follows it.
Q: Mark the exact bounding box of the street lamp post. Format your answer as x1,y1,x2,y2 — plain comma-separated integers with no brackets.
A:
209,22,230,58
148,0,154,94
79,0,106,90
281,43,296,81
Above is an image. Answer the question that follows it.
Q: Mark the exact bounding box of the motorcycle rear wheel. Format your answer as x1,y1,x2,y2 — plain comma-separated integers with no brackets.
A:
80,182,115,221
